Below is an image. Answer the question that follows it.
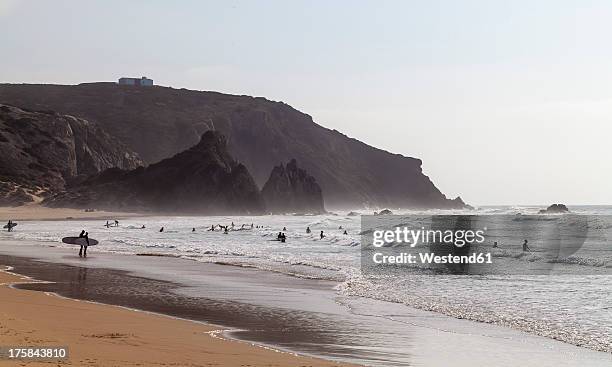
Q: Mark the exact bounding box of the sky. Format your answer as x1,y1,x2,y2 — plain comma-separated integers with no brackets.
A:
1,0,611,205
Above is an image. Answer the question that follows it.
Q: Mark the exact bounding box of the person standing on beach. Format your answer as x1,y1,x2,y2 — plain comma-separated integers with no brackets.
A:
78,230,89,258
522,239,531,252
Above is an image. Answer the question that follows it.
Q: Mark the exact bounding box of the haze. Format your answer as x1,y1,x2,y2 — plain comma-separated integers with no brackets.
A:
1,0,610,205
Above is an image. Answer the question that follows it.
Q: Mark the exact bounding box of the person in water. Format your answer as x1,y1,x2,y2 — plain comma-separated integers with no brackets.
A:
114,220,119,227
6,220,13,232
282,227,287,231
522,239,530,252
105,220,110,228
141,225,146,229
192,227,196,232
493,241,498,248
343,230,348,235
159,227,164,233
306,226,311,234
320,231,325,240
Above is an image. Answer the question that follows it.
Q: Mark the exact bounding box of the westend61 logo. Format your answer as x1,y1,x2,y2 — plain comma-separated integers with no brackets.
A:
361,214,612,276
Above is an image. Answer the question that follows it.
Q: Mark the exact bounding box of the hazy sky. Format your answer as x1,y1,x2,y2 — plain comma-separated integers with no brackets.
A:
1,0,611,205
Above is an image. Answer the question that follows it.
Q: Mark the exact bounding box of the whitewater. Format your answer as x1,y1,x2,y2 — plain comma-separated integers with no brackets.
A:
1,205,610,354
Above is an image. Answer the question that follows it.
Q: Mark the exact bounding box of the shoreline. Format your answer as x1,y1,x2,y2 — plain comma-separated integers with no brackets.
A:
0,264,353,367
0,247,610,367
0,207,610,366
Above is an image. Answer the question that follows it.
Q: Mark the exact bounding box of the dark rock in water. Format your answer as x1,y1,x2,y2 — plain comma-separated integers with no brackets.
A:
0,83,467,209
45,131,264,214
378,209,394,215
261,159,324,214
0,104,142,205
539,204,569,214
346,211,359,216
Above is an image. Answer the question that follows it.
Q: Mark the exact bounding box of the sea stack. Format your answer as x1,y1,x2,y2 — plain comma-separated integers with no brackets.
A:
45,131,265,214
261,159,325,214
539,204,569,214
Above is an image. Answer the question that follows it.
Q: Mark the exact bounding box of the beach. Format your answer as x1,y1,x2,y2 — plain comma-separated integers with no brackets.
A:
0,266,350,367
0,207,611,366
0,204,140,221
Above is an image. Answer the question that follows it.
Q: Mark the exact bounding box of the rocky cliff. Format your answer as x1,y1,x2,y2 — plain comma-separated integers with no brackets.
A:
0,83,467,209
45,131,265,214
0,104,142,205
261,159,324,214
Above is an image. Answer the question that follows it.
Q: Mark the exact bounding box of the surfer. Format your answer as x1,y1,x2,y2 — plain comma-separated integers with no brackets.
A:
283,227,287,231
320,231,325,240
79,231,90,258
522,239,530,252
493,241,498,248
339,226,343,230
105,220,110,228
159,227,164,233
306,226,311,234
343,230,348,235
6,220,13,232
192,227,196,232
114,220,119,227
141,225,146,229
224,227,228,234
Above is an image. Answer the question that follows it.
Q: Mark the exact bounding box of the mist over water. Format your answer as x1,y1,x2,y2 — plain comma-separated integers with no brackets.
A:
2,206,611,353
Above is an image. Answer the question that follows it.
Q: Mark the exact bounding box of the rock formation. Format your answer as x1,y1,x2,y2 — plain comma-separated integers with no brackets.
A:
539,204,569,214
45,131,264,214
0,104,142,205
0,83,467,209
261,159,324,214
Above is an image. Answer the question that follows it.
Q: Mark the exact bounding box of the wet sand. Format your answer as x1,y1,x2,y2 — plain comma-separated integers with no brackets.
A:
0,244,610,367
0,264,353,367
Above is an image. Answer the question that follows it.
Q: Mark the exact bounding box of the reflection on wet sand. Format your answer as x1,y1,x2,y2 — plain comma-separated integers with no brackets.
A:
0,255,412,366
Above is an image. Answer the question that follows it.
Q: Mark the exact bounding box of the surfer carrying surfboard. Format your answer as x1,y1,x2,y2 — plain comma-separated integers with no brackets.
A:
78,230,90,258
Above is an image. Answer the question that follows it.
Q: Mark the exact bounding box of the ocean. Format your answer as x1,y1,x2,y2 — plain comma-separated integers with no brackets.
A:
1,205,611,357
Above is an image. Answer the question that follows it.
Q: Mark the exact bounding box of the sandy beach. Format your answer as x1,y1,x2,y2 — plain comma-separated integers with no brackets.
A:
0,267,352,367
0,208,611,367
0,204,140,221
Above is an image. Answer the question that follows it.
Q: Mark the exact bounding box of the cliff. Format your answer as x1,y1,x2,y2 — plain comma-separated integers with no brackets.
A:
45,131,265,214
0,83,466,209
261,159,325,214
0,104,142,205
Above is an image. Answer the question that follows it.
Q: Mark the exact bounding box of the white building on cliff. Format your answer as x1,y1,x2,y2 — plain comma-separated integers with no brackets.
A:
118,76,153,86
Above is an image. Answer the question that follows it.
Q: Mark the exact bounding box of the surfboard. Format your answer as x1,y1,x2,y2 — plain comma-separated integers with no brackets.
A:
61,237,99,246
3,223,17,229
